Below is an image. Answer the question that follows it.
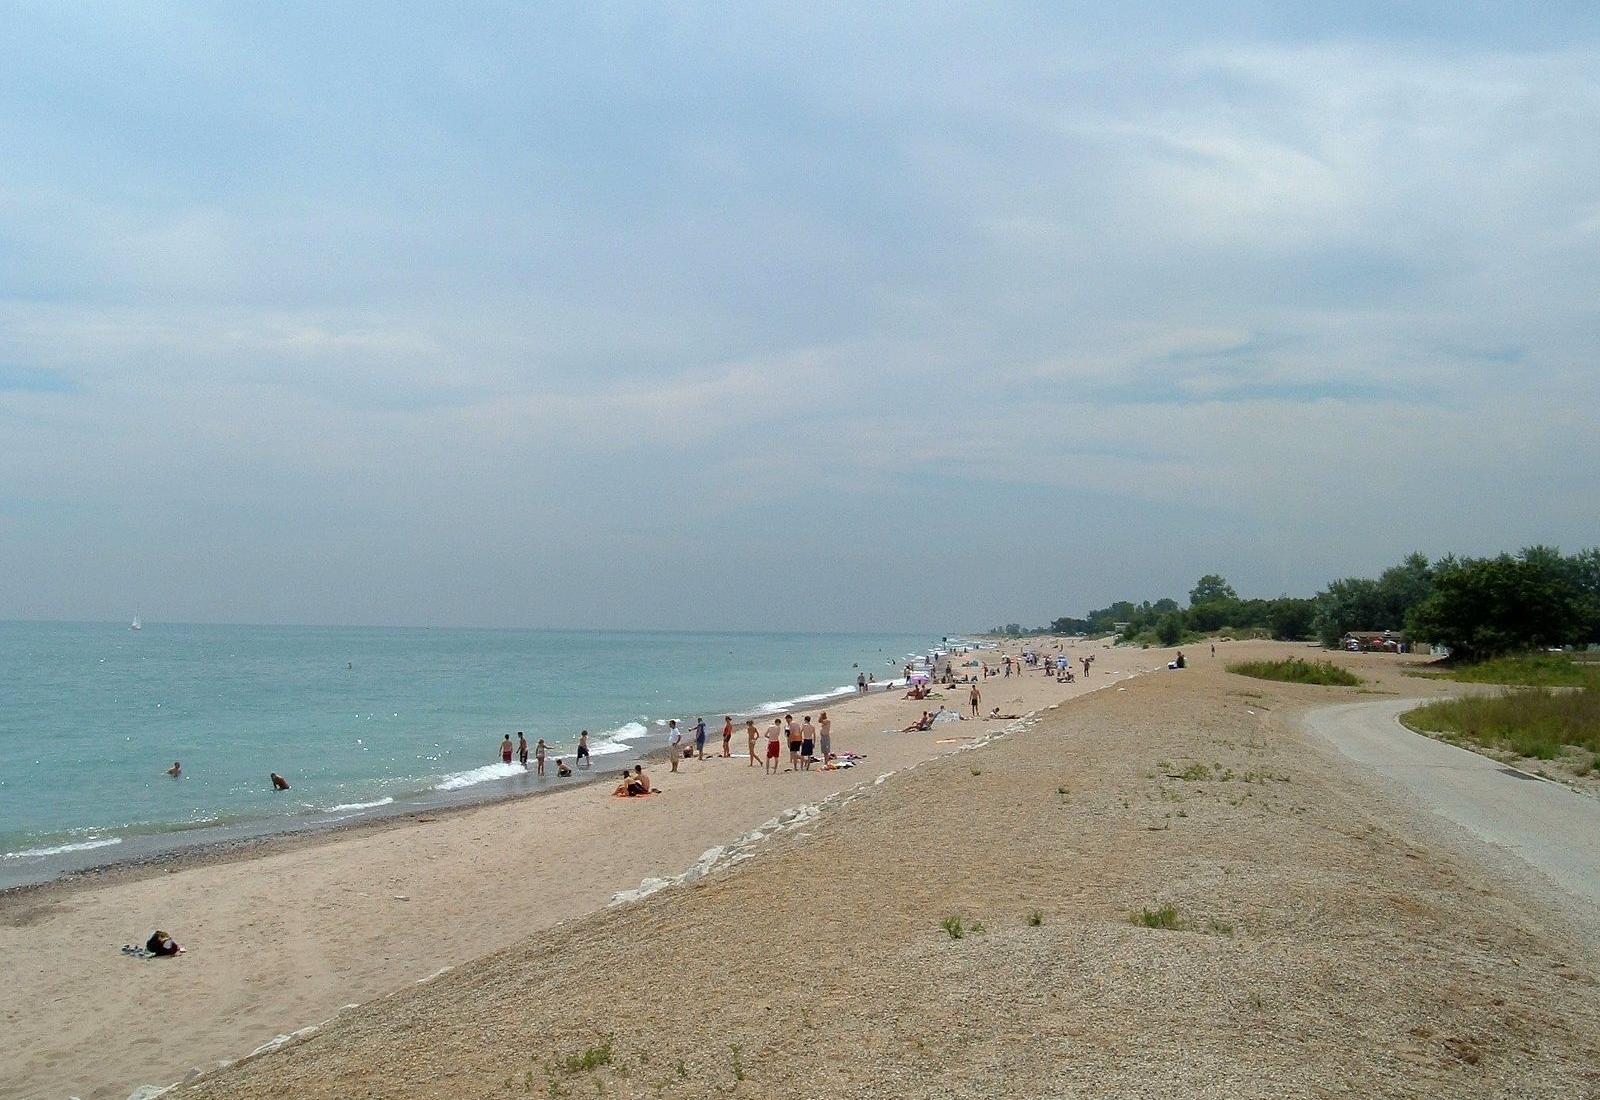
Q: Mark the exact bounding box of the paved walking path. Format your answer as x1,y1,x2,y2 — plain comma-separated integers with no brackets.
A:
1304,699,1600,905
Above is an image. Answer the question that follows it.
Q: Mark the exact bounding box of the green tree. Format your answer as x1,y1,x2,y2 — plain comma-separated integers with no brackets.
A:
1311,576,1386,648
1267,597,1316,641
1155,612,1185,646
1188,575,1238,605
1407,547,1588,661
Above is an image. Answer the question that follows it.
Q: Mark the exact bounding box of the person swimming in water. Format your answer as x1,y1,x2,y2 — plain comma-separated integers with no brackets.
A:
166,761,181,777
270,772,290,791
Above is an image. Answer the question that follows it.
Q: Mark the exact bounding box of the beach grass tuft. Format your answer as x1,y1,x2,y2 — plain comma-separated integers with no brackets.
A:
1132,905,1180,930
1401,689,1600,760
560,1038,613,1075
1028,909,1044,926
1227,658,1361,686
941,915,965,939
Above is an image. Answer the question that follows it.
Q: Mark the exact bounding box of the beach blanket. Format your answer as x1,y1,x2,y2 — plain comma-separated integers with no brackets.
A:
611,789,662,799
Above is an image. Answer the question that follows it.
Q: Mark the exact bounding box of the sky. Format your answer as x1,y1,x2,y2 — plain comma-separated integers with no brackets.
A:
2,2,1598,631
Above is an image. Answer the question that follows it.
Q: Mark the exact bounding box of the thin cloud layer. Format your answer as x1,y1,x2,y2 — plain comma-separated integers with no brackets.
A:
1,6,1596,629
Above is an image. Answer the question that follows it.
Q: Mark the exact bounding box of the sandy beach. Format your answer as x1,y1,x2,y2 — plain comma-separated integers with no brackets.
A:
1,638,1154,1100
159,640,1600,1100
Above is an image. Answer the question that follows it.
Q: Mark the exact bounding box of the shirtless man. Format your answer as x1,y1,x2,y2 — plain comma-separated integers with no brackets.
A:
746,720,760,767
785,714,802,771
270,772,290,791
517,732,529,767
765,718,783,775
576,730,590,769
500,734,514,764
632,764,652,793
969,683,982,718
166,761,181,777
721,716,733,758
799,715,816,770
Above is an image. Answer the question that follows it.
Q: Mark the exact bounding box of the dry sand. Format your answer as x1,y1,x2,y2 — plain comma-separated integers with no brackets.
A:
1,637,1149,1100
175,643,1600,1099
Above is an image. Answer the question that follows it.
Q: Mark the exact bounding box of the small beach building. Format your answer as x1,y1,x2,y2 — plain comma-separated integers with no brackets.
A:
1340,630,1408,653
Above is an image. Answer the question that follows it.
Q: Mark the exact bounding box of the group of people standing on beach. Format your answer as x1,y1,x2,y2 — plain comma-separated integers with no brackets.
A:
663,712,835,775
502,730,592,778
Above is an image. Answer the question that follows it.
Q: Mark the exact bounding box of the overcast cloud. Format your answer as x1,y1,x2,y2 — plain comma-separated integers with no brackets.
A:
2,3,1597,630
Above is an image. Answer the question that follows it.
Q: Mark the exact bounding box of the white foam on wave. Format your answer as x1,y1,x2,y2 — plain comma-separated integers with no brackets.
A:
751,685,854,716
3,835,123,860
434,762,526,791
324,797,395,813
604,721,650,742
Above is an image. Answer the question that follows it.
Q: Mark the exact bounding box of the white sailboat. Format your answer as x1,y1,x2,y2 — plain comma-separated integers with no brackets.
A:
130,610,142,631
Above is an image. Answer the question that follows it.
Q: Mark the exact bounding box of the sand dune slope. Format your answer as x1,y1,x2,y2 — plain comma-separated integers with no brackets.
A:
190,660,1600,1099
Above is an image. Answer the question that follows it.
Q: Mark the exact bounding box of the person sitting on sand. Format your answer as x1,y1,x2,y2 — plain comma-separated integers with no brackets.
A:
556,758,572,778
146,930,184,957
631,764,653,794
270,772,290,791
987,707,1021,720
614,771,638,797
166,761,181,777
900,711,932,733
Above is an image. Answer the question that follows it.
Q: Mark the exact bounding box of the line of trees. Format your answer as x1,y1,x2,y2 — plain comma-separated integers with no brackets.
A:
993,546,1600,662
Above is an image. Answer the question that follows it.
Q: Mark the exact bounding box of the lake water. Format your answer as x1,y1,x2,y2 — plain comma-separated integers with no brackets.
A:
0,621,942,887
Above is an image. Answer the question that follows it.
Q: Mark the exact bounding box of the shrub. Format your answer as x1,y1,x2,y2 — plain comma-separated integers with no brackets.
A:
1227,658,1361,686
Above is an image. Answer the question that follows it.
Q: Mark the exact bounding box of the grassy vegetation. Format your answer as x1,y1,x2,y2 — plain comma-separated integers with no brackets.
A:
560,1039,614,1075
1227,658,1362,687
1132,905,1180,930
1401,689,1600,761
1408,653,1600,688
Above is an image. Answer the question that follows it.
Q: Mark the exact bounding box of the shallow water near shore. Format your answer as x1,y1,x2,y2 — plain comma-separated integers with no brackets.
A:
0,621,941,887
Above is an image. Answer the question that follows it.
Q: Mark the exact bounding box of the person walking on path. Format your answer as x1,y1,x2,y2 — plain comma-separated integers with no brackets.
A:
667,720,683,772
969,683,982,718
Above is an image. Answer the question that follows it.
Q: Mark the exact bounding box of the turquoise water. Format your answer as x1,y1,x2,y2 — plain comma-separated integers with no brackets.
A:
0,622,939,873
